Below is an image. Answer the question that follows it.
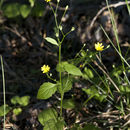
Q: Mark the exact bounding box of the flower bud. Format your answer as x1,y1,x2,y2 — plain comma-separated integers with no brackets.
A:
65,5,68,10
56,32,59,37
57,0,60,3
59,25,62,31
106,45,110,49
71,27,75,31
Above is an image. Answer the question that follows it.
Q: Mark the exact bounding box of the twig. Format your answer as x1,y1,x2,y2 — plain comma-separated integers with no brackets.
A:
90,1,130,29
4,26,27,42
123,120,130,127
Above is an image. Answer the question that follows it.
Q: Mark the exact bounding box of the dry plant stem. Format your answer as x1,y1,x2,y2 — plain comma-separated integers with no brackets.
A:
4,26,27,42
96,54,109,73
123,120,130,127
90,1,130,28
93,60,120,92
0,55,6,130
80,110,123,123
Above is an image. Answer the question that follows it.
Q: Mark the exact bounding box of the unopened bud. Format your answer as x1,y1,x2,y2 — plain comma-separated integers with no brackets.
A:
106,45,110,49
56,32,59,37
59,25,62,31
71,27,75,31
57,0,60,3
83,44,86,47
65,5,68,10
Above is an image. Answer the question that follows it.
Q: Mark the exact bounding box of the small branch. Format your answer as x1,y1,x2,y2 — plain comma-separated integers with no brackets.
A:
4,26,27,42
90,1,130,29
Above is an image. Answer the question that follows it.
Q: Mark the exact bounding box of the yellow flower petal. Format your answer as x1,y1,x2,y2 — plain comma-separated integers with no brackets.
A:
41,65,50,73
95,42,104,51
45,0,51,2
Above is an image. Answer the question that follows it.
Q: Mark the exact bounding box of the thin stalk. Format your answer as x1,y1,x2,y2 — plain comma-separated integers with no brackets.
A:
88,63,114,97
46,73,57,82
101,26,130,68
59,6,68,26
106,0,130,86
1,55,6,130
49,3,59,29
58,43,63,117
0,0,4,9
125,0,130,15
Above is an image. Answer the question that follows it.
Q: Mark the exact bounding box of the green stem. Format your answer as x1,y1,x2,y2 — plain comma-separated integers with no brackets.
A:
0,0,3,9
1,55,6,130
46,73,57,82
60,93,64,118
58,43,63,117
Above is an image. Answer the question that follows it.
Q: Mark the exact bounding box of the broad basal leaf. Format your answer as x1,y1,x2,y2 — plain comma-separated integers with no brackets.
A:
63,99,75,109
38,108,58,126
20,4,31,18
13,108,22,115
11,96,30,106
2,3,20,18
44,120,64,130
37,82,57,99
0,104,12,117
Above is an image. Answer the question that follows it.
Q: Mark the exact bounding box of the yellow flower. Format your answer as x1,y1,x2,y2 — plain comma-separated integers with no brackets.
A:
41,65,50,73
80,64,83,68
95,42,104,51
45,0,51,2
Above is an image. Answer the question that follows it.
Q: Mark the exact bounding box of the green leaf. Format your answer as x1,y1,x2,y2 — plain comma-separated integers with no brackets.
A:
82,86,106,102
31,2,45,17
83,67,94,79
0,104,12,117
13,108,22,115
29,0,35,7
11,96,30,106
63,99,75,109
64,63,82,76
55,120,64,130
45,37,58,46
20,4,31,18
37,82,57,99
2,3,20,18
56,62,68,72
18,96,30,106
44,120,64,130
119,85,130,93
38,108,58,126
82,87,97,96
62,77,72,93
11,96,20,105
